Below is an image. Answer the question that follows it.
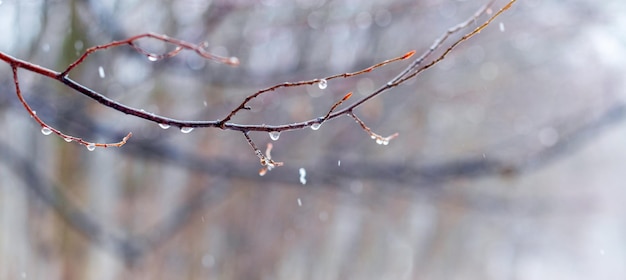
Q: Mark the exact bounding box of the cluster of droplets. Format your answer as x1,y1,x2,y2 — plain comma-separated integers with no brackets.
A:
372,135,390,145
40,125,99,151
158,123,194,133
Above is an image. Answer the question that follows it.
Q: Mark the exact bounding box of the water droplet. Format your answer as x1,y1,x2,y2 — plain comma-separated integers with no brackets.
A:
98,66,105,78
310,122,321,130
382,139,389,145
499,22,505,32
299,168,307,185
32,111,37,115
269,131,280,141
147,54,159,62
64,138,72,143
337,160,341,166
370,135,376,139
158,123,171,129
41,127,52,135
86,143,96,151
376,138,384,145
318,79,327,89
228,57,239,65
180,127,194,133
297,198,302,206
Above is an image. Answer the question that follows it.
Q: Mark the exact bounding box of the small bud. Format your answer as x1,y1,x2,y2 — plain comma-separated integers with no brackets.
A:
402,50,416,59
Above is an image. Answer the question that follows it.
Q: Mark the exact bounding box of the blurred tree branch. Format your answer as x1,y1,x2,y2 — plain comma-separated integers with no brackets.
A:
1,100,623,264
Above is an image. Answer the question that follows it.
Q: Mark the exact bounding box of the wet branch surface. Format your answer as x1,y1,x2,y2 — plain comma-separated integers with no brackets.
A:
0,0,515,174
0,0,534,265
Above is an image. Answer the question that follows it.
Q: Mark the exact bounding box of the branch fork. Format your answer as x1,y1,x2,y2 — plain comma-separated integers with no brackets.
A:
0,0,517,171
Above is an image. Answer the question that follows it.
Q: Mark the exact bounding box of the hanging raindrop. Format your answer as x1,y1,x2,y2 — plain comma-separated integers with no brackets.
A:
64,138,72,143
158,123,171,129
180,127,194,133
86,143,96,151
311,123,321,130
41,127,52,135
269,131,281,141
147,54,159,62
318,79,328,89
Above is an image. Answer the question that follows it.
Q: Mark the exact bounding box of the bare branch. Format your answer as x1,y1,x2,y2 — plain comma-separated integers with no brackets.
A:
0,0,517,171
60,32,239,77
349,113,399,146
323,92,353,121
243,132,283,176
12,66,132,150
216,50,416,127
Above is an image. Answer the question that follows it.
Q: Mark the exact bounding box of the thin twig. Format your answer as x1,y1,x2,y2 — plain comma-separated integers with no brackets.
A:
12,66,132,149
243,132,283,175
349,113,399,145
61,32,239,77
217,50,416,126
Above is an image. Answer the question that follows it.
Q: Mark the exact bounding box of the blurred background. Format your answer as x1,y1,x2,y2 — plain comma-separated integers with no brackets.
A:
1,0,625,279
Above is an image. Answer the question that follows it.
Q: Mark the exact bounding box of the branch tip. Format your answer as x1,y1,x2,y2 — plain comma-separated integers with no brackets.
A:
258,142,284,176
323,92,353,121
402,50,416,60
350,113,399,145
